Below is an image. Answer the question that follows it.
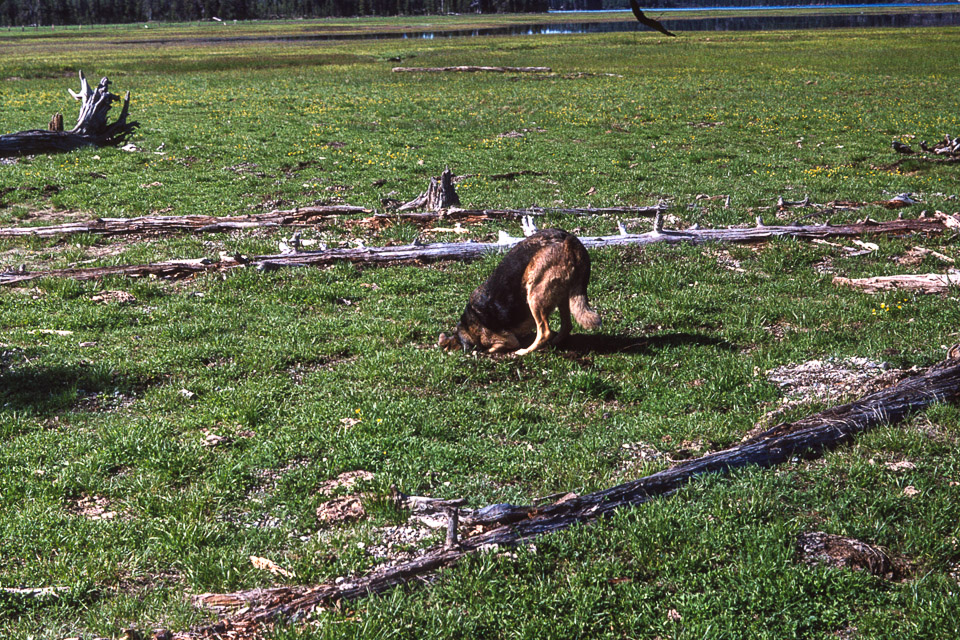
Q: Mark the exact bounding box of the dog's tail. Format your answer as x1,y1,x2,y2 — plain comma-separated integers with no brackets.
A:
569,275,601,330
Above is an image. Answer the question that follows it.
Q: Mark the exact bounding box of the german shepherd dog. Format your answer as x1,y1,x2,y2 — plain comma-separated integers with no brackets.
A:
438,229,601,355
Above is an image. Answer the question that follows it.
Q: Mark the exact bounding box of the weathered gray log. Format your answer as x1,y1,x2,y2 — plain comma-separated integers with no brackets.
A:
392,66,551,73
0,71,137,158
0,205,369,239
919,134,960,157
398,168,461,212
0,217,947,287
834,272,960,294
371,205,664,225
174,354,960,639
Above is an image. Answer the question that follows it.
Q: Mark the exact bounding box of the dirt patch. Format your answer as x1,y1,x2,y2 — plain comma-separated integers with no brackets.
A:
74,389,137,413
1,207,92,225
316,494,367,525
317,470,375,496
748,357,913,436
763,320,809,342
366,524,436,564
796,531,911,581
70,494,120,521
615,440,705,478
249,459,311,499
766,357,906,404
287,354,358,383
91,290,137,304
704,248,745,273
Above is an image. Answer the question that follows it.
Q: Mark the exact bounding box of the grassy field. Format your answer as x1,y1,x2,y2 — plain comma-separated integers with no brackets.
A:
2,19,960,639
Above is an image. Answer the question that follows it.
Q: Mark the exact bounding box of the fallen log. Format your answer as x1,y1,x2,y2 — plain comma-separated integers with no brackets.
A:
1,217,947,286
392,66,551,73
0,71,137,158
919,133,960,158
365,205,664,226
833,272,960,294
174,353,960,639
0,205,369,239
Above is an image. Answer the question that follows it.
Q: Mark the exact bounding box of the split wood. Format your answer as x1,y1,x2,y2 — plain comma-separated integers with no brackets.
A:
0,71,137,158
174,354,960,639
0,217,948,286
0,205,368,239
392,66,551,73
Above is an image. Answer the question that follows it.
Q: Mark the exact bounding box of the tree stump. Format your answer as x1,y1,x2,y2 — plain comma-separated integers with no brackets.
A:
398,168,461,211
0,71,138,158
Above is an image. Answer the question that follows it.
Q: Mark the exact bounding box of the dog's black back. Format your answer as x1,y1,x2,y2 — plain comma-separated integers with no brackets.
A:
463,230,572,332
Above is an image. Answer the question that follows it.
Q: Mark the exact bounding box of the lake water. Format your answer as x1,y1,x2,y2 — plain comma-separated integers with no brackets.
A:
555,2,960,12
133,4,960,46
366,10,960,39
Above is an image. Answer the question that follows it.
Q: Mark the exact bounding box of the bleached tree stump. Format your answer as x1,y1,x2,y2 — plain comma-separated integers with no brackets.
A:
0,71,138,158
398,168,461,211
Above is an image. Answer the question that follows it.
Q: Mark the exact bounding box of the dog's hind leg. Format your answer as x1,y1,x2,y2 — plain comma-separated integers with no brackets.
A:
550,299,573,345
515,298,554,356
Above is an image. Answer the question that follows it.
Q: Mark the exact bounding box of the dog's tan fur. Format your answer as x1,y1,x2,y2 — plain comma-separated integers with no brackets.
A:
439,229,600,355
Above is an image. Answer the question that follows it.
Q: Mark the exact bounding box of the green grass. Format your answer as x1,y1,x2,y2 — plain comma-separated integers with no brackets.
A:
1,19,960,639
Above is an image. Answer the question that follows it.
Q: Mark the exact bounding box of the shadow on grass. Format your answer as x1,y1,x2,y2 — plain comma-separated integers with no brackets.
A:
558,332,736,355
0,362,128,418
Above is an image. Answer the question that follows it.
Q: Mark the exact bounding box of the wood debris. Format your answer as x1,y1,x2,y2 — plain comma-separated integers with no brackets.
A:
392,66,551,73
1,216,949,286
171,353,960,639
0,71,137,158
834,272,960,294
0,205,367,239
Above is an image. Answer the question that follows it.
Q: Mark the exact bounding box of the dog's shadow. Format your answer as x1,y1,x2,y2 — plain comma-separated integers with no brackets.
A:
555,332,736,355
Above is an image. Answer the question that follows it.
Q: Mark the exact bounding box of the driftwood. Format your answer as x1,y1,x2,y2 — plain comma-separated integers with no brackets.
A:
0,71,137,158
834,272,960,294
172,353,960,639
0,205,368,240
890,135,960,161
1,217,948,286
0,586,67,598
920,134,960,157
367,205,664,226
398,168,461,211
392,66,551,73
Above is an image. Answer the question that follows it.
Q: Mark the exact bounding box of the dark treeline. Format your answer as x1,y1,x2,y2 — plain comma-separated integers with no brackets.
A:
0,0,548,25
0,0,936,24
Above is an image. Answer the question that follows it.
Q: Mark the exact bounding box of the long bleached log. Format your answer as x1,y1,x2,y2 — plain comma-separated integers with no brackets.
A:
172,354,960,639
0,217,946,286
0,205,369,239
371,205,664,225
392,66,551,73
834,272,960,294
